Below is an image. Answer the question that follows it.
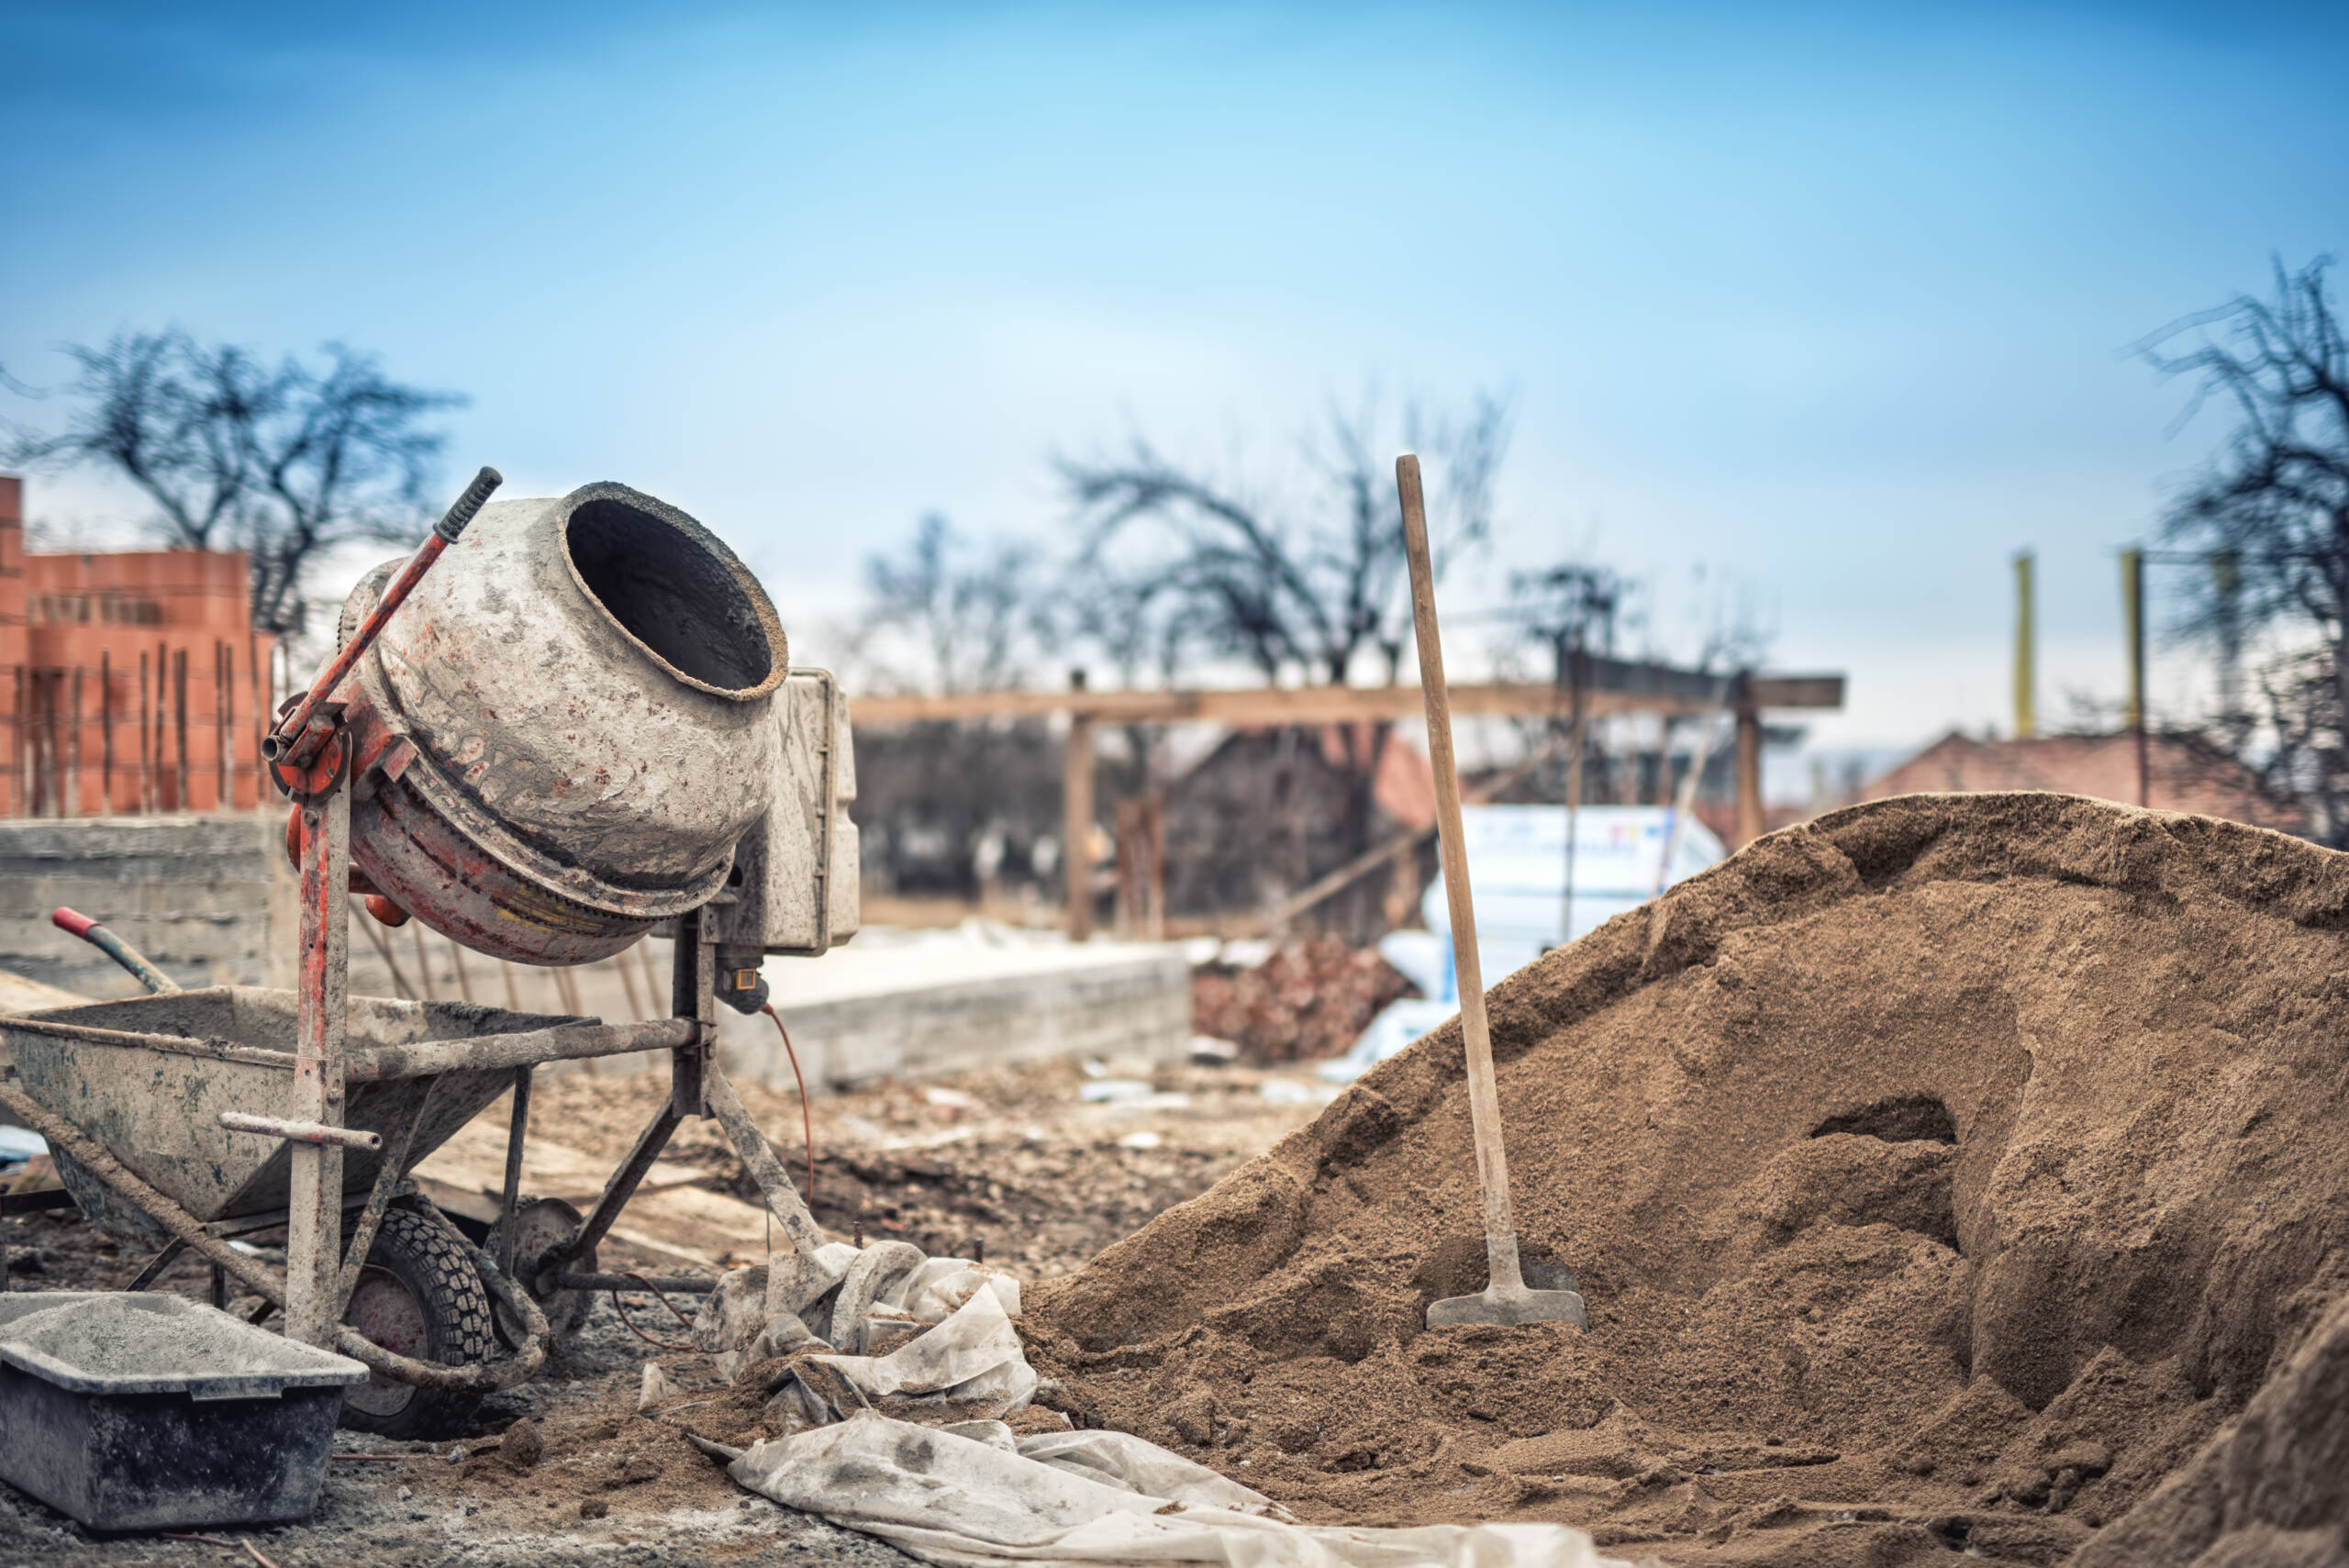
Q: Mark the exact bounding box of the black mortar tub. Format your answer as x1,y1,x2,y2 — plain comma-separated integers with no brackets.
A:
0,1292,368,1530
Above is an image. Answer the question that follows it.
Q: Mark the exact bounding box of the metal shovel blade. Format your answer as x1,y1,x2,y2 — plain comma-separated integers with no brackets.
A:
1427,1282,1588,1329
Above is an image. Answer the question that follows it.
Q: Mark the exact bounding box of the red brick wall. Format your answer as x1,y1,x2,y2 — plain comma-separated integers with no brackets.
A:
1,475,280,816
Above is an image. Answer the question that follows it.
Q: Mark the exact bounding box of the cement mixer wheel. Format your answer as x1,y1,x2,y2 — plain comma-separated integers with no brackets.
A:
488,1195,596,1351
340,1203,495,1439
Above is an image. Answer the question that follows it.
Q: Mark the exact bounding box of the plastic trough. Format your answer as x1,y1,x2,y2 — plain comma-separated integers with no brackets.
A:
0,1292,368,1530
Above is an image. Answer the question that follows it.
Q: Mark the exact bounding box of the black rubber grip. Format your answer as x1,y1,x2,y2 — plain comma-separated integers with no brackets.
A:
433,466,504,541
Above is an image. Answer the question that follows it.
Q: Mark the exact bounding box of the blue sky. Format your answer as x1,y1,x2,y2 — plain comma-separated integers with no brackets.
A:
6,1,2345,758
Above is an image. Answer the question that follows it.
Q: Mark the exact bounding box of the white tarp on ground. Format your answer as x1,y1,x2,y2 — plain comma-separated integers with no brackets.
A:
729,1410,1633,1568
699,1243,1633,1567
773,1287,1039,1431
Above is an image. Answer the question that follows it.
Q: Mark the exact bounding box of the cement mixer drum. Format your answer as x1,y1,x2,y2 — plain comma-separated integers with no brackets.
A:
339,482,785,964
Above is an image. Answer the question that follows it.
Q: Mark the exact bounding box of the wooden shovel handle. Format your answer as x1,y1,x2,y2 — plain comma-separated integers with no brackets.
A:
1397,454,1525,1296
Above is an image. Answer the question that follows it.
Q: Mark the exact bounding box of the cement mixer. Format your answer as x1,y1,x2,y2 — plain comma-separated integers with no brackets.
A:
0,470,861,1437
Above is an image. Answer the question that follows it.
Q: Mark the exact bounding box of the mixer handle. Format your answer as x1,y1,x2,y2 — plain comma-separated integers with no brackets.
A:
435,464,504,542
267,465,503,770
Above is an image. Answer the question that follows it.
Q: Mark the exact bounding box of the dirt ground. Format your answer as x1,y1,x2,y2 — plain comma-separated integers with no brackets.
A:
0,1051,1338,1567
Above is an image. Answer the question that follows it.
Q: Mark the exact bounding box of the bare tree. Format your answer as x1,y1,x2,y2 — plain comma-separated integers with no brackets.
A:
1061,391,1512,685
2141,257,2349,840
4,330,463,638
1061,392,1513,938
850,513,1037,694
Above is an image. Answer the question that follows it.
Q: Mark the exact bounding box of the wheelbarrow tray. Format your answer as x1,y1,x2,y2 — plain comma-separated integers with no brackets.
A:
4,988,582,1243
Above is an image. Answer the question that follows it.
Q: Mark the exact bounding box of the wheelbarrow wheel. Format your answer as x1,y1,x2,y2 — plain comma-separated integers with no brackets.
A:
340,1203,495,1439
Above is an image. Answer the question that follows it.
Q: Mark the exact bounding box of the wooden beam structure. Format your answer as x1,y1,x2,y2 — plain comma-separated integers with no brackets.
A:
853,670,1843,728
852,659,1844,938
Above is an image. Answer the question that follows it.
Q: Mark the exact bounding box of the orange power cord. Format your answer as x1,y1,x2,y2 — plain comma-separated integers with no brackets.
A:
761,1002,817,1203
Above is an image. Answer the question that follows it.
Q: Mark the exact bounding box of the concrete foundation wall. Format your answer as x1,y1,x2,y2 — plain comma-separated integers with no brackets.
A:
0,814,288,997
719,940,1192,1093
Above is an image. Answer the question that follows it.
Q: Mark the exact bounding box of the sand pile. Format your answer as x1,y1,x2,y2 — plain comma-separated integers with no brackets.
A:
1021,794,2349,1566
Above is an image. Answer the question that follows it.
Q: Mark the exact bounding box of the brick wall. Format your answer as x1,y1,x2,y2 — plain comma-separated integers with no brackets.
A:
1,473,281,817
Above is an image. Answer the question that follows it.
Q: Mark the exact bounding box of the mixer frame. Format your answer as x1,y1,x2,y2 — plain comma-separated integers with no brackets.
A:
262,466,834,1384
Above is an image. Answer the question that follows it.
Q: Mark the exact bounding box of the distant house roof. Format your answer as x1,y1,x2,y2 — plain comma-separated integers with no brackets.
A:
1859,731,2306,835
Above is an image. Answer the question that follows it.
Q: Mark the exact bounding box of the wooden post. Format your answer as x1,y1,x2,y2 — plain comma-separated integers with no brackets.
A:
152,639,167,811
216,640,231,811
1064,670,1095,942
1145,793,1166,941
138,651,152,814
173,647,189,812
2122,548,2148,807
8,664,20,817
1112,798,1136,938
1560,638,1586,946
248,632,263,807
100,651,113,813
43,671,61,817
1733,673,1764,849
2012,550,2036,740
68,668,83,816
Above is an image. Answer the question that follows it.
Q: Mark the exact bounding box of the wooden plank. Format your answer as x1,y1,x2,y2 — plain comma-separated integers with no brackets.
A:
1747,674,1846,709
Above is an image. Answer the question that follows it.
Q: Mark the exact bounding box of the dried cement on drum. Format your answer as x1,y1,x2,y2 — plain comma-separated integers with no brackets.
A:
1020,794,2349,1565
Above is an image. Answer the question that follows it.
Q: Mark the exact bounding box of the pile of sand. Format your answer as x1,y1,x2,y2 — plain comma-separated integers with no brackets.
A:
1021,794,2349,1566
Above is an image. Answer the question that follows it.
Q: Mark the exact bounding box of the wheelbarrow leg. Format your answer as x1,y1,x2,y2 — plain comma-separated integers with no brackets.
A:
495,1065,533,1277
336,1080,440,1318
127,1237,187,1291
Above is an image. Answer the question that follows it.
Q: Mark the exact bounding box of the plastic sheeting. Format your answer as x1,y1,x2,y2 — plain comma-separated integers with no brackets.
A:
729,1410,1635,1568
770,1286,1039,1432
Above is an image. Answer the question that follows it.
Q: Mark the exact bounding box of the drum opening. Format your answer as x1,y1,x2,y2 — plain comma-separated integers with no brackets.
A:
564,497,778,695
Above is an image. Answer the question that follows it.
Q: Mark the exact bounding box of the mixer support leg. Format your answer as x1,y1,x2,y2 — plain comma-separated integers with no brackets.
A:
668,908,714,1120
285,777,351,1348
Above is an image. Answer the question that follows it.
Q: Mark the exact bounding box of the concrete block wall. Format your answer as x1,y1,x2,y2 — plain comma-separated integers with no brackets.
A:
0,811,1196,1095
0,813,289,997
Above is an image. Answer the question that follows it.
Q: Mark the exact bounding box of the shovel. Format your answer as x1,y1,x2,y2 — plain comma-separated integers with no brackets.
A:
1397,453,1588,1332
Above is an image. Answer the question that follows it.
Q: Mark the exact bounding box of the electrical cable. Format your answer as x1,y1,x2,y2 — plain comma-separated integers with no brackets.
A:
761,1002,817,1204
608,1271,696,1351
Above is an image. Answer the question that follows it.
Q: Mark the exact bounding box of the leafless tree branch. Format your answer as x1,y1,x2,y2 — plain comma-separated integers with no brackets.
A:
5,330,463,638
